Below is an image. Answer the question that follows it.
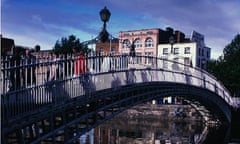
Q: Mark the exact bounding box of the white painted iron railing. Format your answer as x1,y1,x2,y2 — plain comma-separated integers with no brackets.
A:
1,54,238,120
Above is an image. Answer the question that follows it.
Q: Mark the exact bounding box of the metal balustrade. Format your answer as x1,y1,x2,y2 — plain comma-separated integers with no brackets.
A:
1,54,238,122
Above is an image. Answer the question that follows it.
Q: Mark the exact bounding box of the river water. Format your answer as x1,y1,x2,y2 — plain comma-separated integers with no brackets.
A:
79,104,230,144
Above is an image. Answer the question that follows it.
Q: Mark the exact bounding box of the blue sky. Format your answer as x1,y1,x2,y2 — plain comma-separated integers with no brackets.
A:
1,0,240,59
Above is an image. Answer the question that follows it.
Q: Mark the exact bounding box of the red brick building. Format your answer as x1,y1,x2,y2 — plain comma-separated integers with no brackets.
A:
96,38,119,55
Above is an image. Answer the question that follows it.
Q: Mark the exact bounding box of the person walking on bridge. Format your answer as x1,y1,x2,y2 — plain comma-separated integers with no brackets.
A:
22,48,36,87
9,47,22,91
129,43,136,64
72,47,86,76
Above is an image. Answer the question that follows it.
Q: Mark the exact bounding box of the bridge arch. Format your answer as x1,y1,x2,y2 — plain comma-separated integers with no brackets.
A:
27,81,231,143
86,80,232,126
1,55,238,143
90,68,233,122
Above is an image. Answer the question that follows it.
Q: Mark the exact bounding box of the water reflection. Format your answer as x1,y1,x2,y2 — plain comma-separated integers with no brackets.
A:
79,129,94,144
79,104,228,144
93,117,206,144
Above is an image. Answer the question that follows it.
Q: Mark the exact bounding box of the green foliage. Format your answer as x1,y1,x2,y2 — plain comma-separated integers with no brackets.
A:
207,34,240,96
223,34,240,62
53,35,90,54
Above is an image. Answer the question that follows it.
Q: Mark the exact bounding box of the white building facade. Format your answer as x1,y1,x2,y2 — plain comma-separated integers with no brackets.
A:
158,31,211,70
190,31,211,69
158,42,197,67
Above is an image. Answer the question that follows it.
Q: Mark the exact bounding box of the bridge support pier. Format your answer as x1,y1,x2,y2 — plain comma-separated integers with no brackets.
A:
230,108,240,143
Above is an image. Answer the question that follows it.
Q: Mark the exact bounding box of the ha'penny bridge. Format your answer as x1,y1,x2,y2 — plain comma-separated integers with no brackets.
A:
1,55,240,143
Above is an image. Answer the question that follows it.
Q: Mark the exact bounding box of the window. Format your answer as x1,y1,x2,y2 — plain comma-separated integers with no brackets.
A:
134,38,142,48
99,47,104,55
122,39,130,49
136,52,142,56
184,47,190,54
145,52,153,56
184,58,190,70
145,38,154,47
136,52,142,63
163,59,168,69
163,48,168,55
174,48,179,54
173,58,179,70
111,47,115,55
184,58,190,65
145,52,153,64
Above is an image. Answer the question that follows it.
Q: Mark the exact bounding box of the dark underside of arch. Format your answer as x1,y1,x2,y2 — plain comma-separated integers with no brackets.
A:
1,82,232,144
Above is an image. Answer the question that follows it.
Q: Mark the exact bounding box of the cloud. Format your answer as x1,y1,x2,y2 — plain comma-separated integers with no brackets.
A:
4,31,54,49
2,0,239,59
32,15,42,23
2,0,104,48
108,0,240,58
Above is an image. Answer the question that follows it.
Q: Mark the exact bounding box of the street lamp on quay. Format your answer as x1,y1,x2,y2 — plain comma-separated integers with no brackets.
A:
169,36,175,54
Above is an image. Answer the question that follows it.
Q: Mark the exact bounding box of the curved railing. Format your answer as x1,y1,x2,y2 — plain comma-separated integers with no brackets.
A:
0,54,237,121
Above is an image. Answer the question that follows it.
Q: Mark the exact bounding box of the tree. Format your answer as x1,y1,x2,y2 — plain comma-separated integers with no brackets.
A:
34,45,41,52
207,34,240,97
53,35,90,55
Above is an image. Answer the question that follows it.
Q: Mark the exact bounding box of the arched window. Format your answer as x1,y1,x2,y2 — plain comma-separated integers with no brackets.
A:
133,38,142,48
122,39,130,49
145,37,154,47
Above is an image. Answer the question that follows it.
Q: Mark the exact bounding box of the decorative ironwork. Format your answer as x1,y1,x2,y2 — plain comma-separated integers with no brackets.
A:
98,6,111,43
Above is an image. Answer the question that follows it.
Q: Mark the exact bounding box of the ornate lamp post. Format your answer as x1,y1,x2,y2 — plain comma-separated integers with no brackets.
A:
169,36,174,54
99,6,111,43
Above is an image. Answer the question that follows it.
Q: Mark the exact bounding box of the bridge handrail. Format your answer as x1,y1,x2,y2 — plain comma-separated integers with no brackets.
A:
0,54,233,98
1,54,237,121
134,55,232,98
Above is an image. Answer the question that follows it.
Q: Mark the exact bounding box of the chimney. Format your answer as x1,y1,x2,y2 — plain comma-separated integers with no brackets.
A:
175,30,185,43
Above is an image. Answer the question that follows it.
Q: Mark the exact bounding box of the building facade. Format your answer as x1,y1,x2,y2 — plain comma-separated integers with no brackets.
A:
84,28,211,70
190,31,211,69
118,28,160,57
83,37,119,55
158,42,197,67
96,38,119,55
158,30,211,70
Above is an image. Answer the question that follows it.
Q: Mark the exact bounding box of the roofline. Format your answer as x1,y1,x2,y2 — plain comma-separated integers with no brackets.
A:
119,28,160,33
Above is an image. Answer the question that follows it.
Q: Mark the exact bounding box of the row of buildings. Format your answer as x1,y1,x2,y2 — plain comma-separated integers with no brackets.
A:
85,27,211,70
1,27,211,70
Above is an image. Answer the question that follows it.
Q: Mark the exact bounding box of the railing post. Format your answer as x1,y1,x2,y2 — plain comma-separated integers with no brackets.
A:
98,53,101,73
2,58,6,94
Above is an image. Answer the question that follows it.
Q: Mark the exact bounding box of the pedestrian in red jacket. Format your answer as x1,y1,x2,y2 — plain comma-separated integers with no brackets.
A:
74,51,86,76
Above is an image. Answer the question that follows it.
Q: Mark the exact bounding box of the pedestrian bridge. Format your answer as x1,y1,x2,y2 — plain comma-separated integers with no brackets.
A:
1,55,239,143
